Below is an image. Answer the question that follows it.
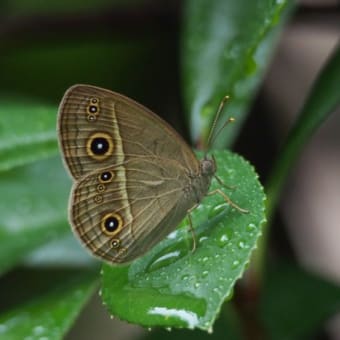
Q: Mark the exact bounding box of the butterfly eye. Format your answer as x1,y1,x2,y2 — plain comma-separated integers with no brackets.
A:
91,137,109,154
101,212,123,236
88,105,98,113
86,132,114,160
99,171,114,183
97,184,106,193
87,114,97,122
111,239,120,249
94,195,103,203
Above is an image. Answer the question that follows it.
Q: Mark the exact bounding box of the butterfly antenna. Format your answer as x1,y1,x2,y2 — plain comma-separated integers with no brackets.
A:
207,95,234,149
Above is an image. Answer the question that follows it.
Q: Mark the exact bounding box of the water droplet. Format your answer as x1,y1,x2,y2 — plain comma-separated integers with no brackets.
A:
247,223,256,231
238,241,245,249
213,287,220,295
167,230,179,240
145,248,186,273
217,227,233,248
221,234,229,242
213,203,227,215
181,275,189,281
232,260,240,268
217,234,229,247
203,320,210,329
199,236,208,243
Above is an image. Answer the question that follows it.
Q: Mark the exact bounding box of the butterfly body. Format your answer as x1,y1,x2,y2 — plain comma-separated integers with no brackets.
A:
58,85,216,263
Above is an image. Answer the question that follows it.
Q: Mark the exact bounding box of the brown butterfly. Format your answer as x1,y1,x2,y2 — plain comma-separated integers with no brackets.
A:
58,84,245,264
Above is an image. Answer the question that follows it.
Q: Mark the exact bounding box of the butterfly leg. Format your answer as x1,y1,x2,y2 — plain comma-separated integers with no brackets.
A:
214,174,236,190
186,204,199,253
207,189,249,213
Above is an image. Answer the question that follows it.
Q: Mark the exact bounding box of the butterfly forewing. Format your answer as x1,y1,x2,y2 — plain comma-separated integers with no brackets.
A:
58,85,199,179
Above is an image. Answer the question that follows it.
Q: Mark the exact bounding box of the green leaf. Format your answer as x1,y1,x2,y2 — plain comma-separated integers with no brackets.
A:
24,234,97,268
102,150,266,331
260,263,340,339
181,0,295,146
0,269,98,340
0,156,74,275
0,101,58,172
266,44,340,217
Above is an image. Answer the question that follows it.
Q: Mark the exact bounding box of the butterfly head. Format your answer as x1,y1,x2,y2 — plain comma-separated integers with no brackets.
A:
201,154,216,177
